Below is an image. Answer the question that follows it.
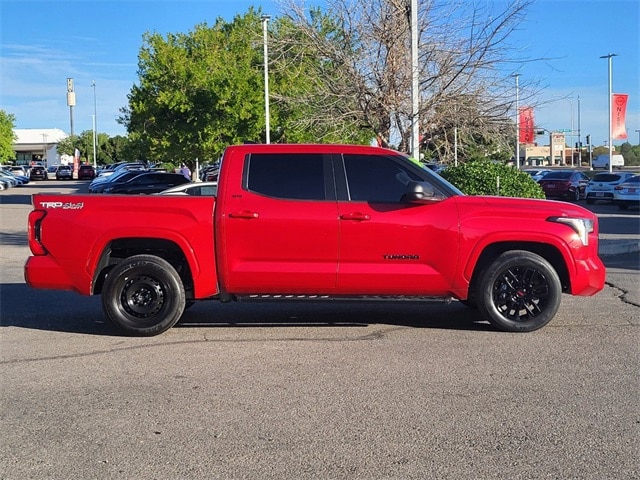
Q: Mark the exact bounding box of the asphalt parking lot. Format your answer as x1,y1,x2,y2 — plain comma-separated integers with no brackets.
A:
1,181,638,479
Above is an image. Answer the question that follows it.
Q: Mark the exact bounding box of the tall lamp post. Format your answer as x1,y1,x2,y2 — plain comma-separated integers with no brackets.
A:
552,96,574,166
577,95,581,164
600,53,617,173
512,74,521,169
91,80,97,168
410,0,419,160
261,15,271,144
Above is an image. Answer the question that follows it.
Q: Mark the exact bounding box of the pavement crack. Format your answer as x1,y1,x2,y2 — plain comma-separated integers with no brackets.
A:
605,280,640,308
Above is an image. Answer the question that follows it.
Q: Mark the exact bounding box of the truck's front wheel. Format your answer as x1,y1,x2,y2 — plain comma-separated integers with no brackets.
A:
476,251,561,332
102,255,186,336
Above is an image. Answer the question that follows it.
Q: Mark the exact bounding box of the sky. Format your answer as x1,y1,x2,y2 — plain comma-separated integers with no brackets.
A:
1,0,638,148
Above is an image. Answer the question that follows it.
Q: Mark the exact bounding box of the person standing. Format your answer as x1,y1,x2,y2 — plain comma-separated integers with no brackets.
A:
180,164,191,180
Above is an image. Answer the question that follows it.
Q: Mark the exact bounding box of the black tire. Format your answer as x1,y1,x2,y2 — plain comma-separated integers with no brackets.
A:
476,251,562,332
102,254,186,336
572,188,580,201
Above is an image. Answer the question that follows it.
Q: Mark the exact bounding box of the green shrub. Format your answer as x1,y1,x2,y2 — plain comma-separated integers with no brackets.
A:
440,160,545,199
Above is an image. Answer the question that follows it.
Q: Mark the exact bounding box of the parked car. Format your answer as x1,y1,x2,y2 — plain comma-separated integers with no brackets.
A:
592,154,624,170
9,166,29,176
0,175,15,189
102,172,190,194
158,181,218,196
585,172,636,205
29,166,47,181
96,162,146,179
46,165,59,180
0,168,29,185
89,170,148,193
612,174,640,210
523,168,551,182
56,165,73,180
199,165,220,182
537,170,590,201
78,164,96,180
0,173,18,187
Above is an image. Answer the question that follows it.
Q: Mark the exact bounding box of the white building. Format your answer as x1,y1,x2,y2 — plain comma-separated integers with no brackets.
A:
12,128,68,166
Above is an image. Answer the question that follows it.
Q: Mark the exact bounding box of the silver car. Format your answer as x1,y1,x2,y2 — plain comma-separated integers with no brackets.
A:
612,174,640,210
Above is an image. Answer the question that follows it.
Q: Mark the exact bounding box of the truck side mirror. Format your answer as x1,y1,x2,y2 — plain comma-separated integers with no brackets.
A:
403,181,438,204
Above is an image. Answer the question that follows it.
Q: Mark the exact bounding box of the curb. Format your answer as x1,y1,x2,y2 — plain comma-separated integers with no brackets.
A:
599,239,640,257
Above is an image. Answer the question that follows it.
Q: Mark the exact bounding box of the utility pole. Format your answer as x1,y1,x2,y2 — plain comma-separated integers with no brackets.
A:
261,15,271,144
410,0,419,159
512,73,521,169
600,53,618,174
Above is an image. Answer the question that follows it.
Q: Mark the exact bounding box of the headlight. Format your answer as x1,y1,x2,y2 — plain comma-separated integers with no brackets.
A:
547,217,594,246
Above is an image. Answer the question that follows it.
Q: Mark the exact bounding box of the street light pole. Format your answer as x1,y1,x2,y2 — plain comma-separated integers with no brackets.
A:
566,98,574,167
261,15,271,144
600,53,618,174
91,80,97,168
577,95,581,165
553,96,574,166
514,74,520,168
410,0,419,160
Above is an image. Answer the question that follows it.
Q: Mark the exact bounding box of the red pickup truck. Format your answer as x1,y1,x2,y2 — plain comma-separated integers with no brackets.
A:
25,144,605,336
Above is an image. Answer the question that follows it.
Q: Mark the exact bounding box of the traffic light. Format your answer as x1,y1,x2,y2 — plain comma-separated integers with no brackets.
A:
586,134,591,145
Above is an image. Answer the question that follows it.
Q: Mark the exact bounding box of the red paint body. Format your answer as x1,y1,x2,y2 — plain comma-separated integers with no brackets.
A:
25,144,605,304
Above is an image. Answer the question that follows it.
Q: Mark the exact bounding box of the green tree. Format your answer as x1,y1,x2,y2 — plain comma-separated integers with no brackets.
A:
619,142,639,166
440,160,545,198
120,9,374,170
120,10,269,169
0,110,17,163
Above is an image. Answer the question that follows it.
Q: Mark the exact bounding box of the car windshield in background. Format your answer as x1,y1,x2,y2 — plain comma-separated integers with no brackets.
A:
541,171,572,180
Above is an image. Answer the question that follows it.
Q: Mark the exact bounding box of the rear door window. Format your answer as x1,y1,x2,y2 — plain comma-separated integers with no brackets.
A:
246,153,330,200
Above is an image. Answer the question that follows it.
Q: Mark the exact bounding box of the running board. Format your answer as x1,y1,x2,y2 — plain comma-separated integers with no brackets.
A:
237,294,454,304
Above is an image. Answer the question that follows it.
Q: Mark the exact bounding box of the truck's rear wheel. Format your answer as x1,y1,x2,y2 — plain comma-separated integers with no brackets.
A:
476,251,561,332
102,255,185,336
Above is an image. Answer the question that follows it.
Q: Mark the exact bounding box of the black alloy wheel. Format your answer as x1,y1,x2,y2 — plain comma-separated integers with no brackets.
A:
476,250,561,332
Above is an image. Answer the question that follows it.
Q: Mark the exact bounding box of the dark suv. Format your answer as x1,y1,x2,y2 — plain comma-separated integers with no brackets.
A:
78,164,96,180
56,165,73,180
29,166,47,181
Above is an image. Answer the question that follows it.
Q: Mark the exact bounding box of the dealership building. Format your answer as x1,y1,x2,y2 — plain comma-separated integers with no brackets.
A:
11,128,69,167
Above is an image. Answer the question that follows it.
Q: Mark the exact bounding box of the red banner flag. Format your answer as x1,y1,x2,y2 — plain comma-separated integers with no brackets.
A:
612,93,628,140
518,106,535,143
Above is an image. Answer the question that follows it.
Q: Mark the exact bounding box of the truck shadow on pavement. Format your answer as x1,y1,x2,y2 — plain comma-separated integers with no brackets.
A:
1,283,493,336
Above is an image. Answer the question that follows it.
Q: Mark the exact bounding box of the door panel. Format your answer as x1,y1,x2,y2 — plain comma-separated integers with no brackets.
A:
336,153,459,295
337,200,459,295
221,153,339,293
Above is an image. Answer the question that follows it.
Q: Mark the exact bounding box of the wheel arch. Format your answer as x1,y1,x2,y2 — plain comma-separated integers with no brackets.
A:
468,242,570,295
92,237,194,297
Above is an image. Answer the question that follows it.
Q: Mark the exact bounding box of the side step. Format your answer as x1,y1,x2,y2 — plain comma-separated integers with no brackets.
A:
237,294,454,304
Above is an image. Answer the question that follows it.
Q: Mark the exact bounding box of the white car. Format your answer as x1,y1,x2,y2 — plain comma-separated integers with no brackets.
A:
158,181,218,196
585,172,636,205
523,168,551,182
612,174,640,210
